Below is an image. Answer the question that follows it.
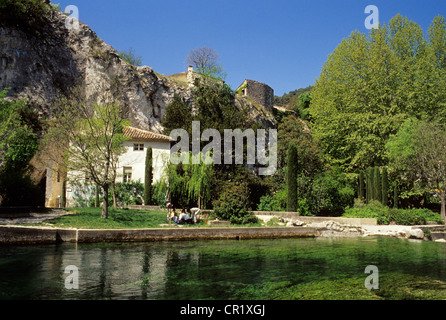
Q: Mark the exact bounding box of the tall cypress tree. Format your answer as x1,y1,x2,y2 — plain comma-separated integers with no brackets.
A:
393,184,398,208
382,167,388,206
374,167,381,203
359,171,365,201
144,146,153,205
287,143,298,212
366,167,373,203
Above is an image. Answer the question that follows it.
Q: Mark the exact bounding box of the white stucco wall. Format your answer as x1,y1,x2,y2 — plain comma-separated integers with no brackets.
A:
64,139,170,207
117,140,170,184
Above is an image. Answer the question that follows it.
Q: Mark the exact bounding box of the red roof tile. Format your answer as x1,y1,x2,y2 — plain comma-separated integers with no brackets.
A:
123,126,172,142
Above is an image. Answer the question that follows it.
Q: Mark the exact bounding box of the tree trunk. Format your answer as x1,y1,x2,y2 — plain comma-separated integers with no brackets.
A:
102,184,109,219
95,184,100,208
441,191,446,223
112,182,117,209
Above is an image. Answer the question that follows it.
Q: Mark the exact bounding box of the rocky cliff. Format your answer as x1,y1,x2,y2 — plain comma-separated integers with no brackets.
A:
0,4,275,133
0,5,194,133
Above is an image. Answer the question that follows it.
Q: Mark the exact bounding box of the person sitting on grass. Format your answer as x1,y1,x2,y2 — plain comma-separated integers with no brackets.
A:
178,208,193,225
168,209,179,224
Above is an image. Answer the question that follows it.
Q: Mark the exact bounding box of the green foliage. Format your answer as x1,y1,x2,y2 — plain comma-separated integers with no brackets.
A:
213,183,258,224
286,143,298,212
144,146,153,205
0,89,41,207
386,118,446,219
166,152,213,209
151,181,168,207
44,98,131,219
88,181,145,207
118,47,143,66
277,115,322,172
42,207,169,229
161,94,193,136
374,167,381,203
310,14,446,171
382,167,389,206
274,86,312,108
257,187,287,212
0,0,50,29
305,167,355,216
114,181,144,206
358,171,365,200
343,201,444,225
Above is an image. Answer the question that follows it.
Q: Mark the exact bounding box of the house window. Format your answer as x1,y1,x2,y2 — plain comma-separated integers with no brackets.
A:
123,167,132,183
133,143,144,151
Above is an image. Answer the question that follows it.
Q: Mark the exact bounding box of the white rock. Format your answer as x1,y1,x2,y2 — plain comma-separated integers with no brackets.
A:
409,229,425,239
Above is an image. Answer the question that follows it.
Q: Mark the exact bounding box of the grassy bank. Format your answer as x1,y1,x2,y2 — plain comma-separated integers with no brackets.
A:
342,201,444,225
32,207,262,229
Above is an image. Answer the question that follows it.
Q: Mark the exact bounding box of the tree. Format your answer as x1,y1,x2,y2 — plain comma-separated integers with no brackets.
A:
386,119,446,221
0,89,41,206
287,143,298,212
358,171,365,201
186,47,225,80
366,167,374,203
144,146,153,205
310,14,446,171
187,152,213,209
162,94,193,136
43,99,130,219
374,167,381,203
166,152,213,209
382,167,389,206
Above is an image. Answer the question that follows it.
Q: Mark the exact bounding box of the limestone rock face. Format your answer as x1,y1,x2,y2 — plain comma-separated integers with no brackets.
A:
0,9,193,133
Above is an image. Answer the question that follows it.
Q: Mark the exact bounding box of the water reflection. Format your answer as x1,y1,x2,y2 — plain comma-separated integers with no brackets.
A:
0,238,446,300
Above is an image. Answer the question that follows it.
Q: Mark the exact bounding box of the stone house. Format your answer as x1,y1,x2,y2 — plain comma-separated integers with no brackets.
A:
236,79,274,111
45,126,172,208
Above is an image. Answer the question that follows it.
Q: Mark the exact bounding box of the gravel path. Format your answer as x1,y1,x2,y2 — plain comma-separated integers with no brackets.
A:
0,209,72,225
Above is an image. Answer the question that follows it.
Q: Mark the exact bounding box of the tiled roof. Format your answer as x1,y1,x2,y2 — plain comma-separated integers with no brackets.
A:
123,126,172,142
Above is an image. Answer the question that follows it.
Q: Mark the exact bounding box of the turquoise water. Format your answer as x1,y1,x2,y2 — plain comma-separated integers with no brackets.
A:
0,237,446,300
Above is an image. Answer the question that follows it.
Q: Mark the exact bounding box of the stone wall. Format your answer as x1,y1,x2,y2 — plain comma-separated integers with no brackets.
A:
238,80,274,111
0,225,318,244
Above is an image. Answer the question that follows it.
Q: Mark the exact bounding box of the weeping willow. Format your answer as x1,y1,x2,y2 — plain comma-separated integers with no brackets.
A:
166,152,214,209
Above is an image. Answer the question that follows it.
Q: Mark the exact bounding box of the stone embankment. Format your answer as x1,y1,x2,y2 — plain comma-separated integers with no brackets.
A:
256,214,434,241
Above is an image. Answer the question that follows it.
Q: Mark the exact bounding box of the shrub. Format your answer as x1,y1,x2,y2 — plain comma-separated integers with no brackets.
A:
257,187,287,212
287,144,298,212
151,181,168,207
306,168,355,216
113,181,144,206
343,201,444,225
213,183,258,224
0,0,50,29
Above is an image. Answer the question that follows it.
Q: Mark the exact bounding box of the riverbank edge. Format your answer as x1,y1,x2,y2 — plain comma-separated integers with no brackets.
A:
0,225,320,245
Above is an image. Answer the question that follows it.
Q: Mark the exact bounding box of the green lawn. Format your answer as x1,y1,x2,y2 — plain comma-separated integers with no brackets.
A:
33,207,262,229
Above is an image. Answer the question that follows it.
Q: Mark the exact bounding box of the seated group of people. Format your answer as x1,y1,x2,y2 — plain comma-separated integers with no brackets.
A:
166,203,200,225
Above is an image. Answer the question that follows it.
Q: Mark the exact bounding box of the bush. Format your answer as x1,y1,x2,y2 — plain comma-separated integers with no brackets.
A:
343,201,444,225
213,183,258,224
305,168,355,216
257,187,287,212
151,181,168,207
0,0,50,29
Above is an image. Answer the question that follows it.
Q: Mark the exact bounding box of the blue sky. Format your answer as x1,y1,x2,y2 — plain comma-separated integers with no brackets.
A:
55,0,446,96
